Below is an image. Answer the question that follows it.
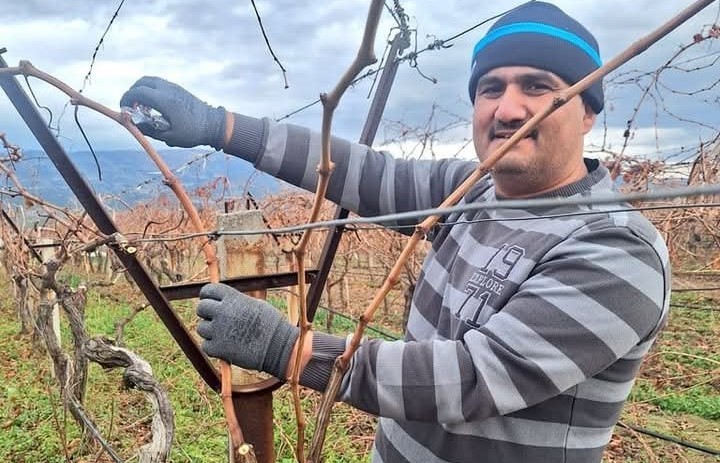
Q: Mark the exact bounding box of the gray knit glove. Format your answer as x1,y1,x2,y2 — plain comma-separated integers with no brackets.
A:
196,283,299,379
120,76,226,149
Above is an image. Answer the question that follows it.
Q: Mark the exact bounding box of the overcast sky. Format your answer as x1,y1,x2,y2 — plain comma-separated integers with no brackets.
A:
1,0,719,162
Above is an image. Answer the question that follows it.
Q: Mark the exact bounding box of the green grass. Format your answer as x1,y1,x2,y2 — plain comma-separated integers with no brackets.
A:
0,276,375,462
612,293,720,462
626,294,720,423
629,383,720,420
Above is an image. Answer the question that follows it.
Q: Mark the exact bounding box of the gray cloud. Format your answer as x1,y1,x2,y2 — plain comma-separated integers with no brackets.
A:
4,1,119,20
0,0,717,157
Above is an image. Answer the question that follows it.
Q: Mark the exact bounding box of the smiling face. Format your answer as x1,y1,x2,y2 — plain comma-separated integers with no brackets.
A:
472,66,597,197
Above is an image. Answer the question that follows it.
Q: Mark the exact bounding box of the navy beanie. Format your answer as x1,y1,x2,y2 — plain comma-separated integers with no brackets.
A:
468,1,604,114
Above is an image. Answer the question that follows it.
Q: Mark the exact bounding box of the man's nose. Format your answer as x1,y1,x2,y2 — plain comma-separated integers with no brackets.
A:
494,86,528,123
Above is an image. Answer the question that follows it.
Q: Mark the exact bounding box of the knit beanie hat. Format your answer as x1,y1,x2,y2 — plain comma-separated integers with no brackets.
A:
468,1,604,113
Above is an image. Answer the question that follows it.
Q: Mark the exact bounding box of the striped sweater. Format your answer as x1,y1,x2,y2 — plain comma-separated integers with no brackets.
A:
224,114,671,463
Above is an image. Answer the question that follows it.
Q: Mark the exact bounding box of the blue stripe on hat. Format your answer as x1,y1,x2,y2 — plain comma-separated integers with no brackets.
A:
472,22,602,67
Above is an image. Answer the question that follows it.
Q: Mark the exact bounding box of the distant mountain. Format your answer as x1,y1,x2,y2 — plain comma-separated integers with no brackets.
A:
11,149,286,208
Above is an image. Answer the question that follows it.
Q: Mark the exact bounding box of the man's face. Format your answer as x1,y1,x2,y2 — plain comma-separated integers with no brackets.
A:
472,66,596,196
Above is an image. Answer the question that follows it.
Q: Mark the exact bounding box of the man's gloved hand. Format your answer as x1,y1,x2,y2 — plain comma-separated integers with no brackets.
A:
120,76,226,149
196,283,299,379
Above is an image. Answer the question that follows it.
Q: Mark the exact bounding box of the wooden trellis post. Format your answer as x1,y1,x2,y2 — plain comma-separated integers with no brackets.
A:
37,238,61,352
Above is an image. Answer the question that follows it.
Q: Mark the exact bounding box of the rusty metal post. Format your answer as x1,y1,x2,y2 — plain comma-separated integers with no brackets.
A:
217,209,277,463
159,270,317,301
230,388,275,463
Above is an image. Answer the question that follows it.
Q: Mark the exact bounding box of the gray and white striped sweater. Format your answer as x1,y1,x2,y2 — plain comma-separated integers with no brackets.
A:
225,115,671,463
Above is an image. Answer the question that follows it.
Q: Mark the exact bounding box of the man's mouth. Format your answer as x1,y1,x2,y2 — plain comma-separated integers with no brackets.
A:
490,128,539,141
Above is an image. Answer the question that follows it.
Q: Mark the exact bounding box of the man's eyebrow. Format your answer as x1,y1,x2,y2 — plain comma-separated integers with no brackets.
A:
476,70,564,88
518,71,562,84
475,75,504,88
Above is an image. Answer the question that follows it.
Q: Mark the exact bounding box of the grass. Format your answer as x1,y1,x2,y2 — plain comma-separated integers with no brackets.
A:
629,383,720,419
0,269,718,462
0,274,375,462
613,294,720,462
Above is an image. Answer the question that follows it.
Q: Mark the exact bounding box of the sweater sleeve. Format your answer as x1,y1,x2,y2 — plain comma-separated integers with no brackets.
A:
301,224,668,423
222,113,477,229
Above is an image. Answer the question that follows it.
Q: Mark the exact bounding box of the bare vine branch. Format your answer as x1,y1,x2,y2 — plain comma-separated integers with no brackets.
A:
290,2,385,461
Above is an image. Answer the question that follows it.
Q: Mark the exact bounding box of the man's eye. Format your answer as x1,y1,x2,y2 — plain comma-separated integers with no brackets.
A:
477,86,503,98
525,82,552,94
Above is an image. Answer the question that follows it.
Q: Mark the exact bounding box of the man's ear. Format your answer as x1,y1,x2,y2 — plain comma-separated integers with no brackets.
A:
582,103,597,134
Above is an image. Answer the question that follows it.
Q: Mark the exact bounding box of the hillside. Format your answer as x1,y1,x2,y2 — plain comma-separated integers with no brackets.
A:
12,148,283,207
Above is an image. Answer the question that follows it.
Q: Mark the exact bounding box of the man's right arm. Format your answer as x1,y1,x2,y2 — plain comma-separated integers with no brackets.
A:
121,76,478,228
223,113,477,228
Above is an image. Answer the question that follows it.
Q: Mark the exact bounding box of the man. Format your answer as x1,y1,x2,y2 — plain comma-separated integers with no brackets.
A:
121,2,670,461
